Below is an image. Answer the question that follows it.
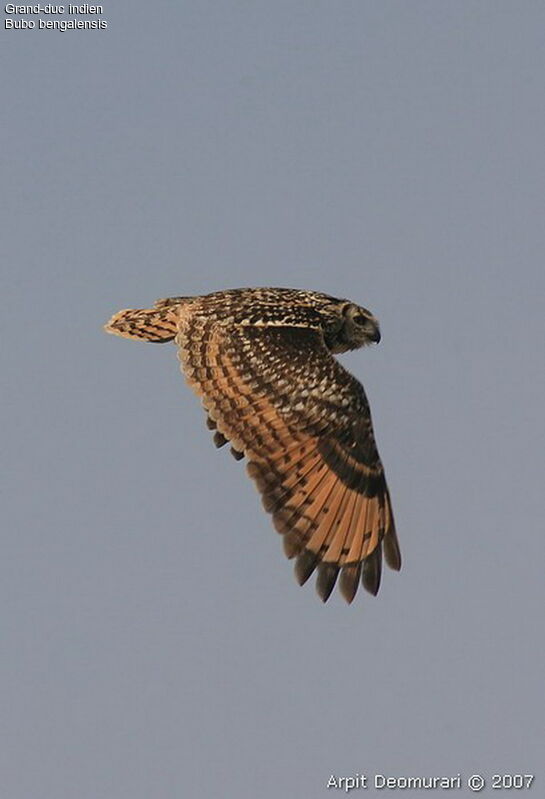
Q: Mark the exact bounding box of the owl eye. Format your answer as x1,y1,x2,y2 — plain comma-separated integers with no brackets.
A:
353,314,368,325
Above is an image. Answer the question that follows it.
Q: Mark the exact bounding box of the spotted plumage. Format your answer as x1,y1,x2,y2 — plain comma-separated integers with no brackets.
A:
104,287,401,603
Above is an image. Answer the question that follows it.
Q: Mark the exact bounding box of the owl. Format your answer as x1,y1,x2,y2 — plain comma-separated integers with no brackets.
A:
104,287,401,603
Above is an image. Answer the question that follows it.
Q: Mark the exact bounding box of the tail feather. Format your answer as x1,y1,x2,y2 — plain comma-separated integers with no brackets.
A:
104,303,181,342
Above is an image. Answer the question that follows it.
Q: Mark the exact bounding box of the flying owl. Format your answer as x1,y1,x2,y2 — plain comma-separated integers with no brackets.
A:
104,287,401,603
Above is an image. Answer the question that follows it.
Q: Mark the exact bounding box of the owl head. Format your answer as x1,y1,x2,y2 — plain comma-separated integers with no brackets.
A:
324,301,381,353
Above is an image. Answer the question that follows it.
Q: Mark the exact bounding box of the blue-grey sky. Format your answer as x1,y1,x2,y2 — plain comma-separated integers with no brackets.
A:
3,3,544,797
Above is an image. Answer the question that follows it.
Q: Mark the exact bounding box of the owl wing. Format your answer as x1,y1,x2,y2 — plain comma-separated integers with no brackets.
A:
177,318,400,603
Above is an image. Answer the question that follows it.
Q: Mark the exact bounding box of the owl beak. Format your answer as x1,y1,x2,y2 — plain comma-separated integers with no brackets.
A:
368,322,381,343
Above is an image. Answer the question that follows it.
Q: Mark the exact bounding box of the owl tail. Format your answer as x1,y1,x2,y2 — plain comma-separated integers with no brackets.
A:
104,297,192,343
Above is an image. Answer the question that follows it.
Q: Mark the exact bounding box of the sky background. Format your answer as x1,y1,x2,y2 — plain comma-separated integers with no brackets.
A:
3,2,545,797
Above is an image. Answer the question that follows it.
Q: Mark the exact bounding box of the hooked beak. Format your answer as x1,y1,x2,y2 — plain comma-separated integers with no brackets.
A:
368,321,381,344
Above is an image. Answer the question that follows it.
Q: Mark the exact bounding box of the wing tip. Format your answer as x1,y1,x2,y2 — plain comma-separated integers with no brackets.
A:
361,547,383,596
294,550,318,586
384,529,402,572
339,563,362,604
103,306,178,343
316,562,340,602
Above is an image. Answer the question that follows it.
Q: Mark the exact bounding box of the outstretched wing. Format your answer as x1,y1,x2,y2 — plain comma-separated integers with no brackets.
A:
177,314,400,603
